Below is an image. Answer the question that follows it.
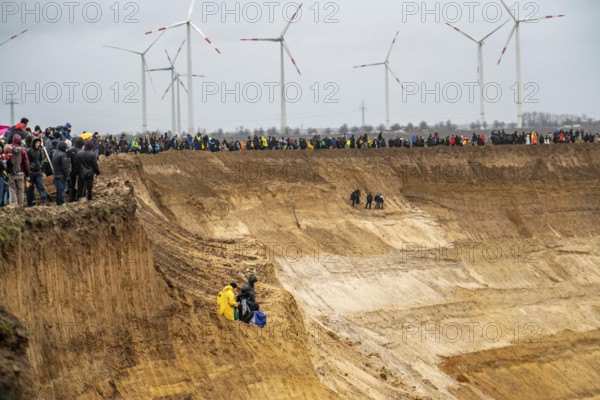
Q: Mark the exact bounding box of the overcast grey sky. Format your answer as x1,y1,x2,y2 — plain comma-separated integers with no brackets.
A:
1,0,599,134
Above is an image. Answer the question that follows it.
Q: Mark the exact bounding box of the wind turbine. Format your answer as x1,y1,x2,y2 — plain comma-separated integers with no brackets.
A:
0,29,28,48
241,3,303,137
497,0,565,129
147,40,186,135
145,0,221,135
103,32,165,133
446,21,508,128
148,41,205,135
354,31,403,129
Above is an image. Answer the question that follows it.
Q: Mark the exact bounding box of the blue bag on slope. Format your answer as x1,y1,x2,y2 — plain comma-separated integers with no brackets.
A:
250,311,267,328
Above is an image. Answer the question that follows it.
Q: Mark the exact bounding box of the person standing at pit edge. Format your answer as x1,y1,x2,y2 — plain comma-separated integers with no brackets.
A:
76,142,101,201
51,141,71,206
26,138,49,206
4,132,30,206
217,283,239,321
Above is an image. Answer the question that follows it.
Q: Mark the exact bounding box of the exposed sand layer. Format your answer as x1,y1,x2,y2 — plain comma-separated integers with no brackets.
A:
1,144,599,399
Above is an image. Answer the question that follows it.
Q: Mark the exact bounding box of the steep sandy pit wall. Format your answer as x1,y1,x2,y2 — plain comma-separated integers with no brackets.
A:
0,176,343,399
92,146,600,400
112,145,600,399
0,182,175,399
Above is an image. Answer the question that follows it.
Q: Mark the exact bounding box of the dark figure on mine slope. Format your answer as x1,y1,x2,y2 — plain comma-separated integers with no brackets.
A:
350,189,361,207
365,193,373,209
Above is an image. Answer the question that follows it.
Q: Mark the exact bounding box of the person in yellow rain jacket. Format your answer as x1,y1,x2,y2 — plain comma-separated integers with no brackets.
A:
217,283,239,321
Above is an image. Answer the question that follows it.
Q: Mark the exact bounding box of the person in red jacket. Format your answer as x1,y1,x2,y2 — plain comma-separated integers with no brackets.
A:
4,130,31,206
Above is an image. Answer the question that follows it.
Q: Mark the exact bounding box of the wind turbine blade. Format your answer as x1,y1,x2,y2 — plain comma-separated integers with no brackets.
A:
188,0,196,21
280,3,303,37
103,45,140,55
481,20,509,42
522,14,566,22
353,62,385,68
162,78,176,100
282,41,301,76
497,23,517,65
147,68,172,72
190,22,221,54
387,64,404,89
165,49,174,67
0,29,28,47
385,30,401,62
181,74,206,78
499,0,517,22
143,30,165,54
172,39,186,64
240,38,280,42
178,79,189,94
145,21,187,35
144,58,157,93
445,23,478,43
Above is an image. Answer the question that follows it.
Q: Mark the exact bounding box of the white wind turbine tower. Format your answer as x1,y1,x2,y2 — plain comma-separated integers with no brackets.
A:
103,32,165,133
148,41,205,135
147,40,186,135
497,0,565,129
241,3,303,137
446,21,508,128
354,31,403,129
145,0,221,135
0,29,28,48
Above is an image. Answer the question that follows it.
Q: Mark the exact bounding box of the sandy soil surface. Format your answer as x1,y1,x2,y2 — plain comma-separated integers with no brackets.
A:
1,144,599,399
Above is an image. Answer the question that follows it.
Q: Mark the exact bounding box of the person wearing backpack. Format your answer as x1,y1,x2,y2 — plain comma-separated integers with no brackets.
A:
26,138,49,206
4,133,30,206
236,286,258,324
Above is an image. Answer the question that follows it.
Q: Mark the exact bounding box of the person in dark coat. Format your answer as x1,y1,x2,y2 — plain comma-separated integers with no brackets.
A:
236,286,256,323
236,277,260,324
75,142,101,201
66,138,84,202
26,138,49,206
365,193,373,209
51,141,71,206
243,274,258,303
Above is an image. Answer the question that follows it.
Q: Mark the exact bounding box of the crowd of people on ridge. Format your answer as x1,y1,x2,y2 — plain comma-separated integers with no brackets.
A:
2,114,598,209
1,118,101,207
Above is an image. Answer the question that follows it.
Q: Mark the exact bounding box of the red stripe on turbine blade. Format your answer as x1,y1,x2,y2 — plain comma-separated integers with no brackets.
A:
396,78,400,83
145,31,152,35
10,35,17,39
205,38,212,44
158,27,166,31
215,48,221,54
